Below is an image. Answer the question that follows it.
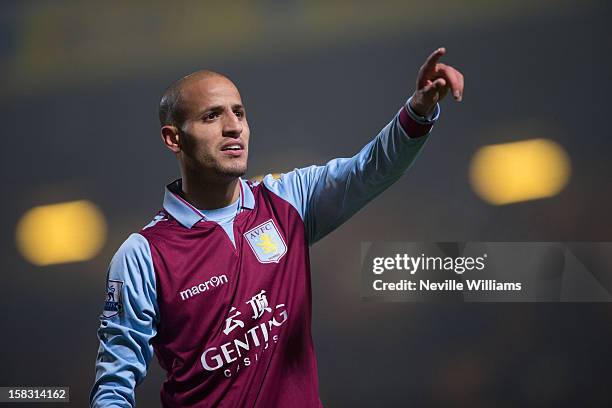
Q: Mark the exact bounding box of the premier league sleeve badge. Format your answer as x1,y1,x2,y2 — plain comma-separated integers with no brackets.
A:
101,279,124,318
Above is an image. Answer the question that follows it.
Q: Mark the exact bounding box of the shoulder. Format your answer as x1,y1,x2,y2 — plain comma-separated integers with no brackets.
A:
109,233,152,273
106,232,156,299
141,210,171,232
114,232,150,258
138,209,179,246
259,167,323,196
255,168,323,220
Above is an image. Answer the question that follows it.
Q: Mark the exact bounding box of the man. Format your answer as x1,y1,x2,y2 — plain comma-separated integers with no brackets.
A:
91,47,464,407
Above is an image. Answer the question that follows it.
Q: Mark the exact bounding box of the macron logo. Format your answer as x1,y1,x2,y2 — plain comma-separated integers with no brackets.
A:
180,274,229,301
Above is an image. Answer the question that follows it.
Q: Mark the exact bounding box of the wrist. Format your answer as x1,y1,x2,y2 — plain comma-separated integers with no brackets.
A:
408,97,435,118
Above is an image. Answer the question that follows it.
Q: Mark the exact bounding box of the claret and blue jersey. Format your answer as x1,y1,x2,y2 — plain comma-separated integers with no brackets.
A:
91,99,439,408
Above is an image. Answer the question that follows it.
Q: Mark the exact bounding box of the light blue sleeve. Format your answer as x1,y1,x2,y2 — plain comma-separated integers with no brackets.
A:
90,233,158,408
263,99,439,244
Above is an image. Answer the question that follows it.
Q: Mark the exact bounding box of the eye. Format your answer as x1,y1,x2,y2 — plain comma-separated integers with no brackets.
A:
234,110,244,118
204,112,219,121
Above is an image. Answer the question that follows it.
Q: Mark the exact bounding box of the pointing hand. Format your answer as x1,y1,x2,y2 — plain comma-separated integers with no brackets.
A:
409,47,465,116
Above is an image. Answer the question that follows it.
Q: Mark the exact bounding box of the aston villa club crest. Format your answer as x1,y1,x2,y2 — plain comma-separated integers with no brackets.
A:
244,219,287,263
102,280,123,318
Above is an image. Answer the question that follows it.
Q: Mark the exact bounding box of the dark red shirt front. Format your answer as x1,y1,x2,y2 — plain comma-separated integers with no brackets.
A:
143,180,321,407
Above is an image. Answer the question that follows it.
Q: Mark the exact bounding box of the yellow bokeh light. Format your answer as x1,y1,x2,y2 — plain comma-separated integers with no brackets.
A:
16,200,107,266
469,138,571,205
250,173,283,183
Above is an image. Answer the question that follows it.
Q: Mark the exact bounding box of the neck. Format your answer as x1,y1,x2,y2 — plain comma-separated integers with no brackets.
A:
180,171,241,211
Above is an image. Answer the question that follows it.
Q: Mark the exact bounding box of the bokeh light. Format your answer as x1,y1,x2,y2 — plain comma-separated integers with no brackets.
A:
16,200,107,266
469,138,571,205
250,173,283,182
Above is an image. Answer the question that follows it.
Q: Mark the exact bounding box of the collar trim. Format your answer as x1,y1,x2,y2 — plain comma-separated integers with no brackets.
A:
163,178,255,228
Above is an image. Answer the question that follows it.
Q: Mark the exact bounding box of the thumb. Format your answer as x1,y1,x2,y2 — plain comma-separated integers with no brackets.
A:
421,77,446,95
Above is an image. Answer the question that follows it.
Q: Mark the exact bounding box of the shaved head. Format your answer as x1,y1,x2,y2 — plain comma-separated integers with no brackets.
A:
158,70,230,129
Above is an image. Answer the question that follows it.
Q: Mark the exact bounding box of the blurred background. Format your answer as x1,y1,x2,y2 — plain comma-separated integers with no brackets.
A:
1,0,611,406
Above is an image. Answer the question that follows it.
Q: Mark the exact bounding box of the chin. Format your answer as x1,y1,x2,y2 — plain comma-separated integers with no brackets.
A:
215,163,247,179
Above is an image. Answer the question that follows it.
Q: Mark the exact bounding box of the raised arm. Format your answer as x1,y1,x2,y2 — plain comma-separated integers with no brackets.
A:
263,47,464,244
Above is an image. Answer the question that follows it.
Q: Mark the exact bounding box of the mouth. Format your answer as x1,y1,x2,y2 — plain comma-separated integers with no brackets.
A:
220,142,245,157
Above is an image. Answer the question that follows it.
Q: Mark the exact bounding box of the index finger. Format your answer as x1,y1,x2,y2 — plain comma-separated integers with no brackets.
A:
422,47,446,72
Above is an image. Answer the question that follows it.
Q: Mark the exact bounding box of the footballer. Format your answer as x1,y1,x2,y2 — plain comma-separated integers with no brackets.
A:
91,47,464,407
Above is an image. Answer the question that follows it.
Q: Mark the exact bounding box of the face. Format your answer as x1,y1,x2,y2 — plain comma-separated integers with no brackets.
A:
167,75,250,182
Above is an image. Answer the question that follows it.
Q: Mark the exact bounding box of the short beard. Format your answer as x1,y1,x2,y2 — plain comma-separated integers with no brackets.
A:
211,161,247,179
179,128,247,181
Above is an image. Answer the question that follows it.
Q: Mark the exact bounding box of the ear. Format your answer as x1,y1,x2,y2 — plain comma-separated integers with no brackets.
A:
161,125,181,153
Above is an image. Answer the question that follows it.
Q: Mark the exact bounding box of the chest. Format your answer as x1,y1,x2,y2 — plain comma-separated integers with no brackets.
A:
144,192,310,350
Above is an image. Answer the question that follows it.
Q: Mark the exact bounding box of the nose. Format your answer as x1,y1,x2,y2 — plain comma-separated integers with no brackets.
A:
222,112,242,138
